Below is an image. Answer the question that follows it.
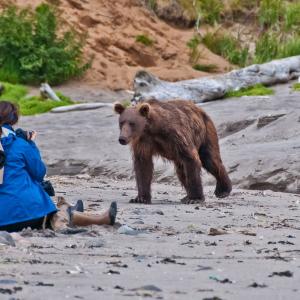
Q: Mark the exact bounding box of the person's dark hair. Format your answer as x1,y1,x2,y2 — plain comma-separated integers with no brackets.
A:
0,101,19,135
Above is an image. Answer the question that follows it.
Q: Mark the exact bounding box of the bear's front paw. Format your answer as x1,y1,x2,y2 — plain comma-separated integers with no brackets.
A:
130,196,151,204
181,196,205,204
215,183,232,198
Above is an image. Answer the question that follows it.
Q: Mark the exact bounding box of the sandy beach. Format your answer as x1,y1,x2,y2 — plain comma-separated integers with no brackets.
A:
1,175,300,300
0,81,299,300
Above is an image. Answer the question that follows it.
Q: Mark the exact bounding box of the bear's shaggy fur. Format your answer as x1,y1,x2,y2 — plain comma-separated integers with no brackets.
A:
114,99,232,204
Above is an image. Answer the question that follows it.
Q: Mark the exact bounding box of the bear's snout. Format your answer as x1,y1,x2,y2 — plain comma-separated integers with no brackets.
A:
119,137,128,145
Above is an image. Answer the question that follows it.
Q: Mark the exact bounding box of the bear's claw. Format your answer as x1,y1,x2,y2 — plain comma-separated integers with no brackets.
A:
130,196,151,204
215,190,231,198
181,196,205,204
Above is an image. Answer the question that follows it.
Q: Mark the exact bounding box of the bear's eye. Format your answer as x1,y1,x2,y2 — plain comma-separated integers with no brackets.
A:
129,122,135,127
119,121,125,128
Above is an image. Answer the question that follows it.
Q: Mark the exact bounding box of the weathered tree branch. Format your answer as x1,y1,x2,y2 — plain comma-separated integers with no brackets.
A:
133,55,300,103
51,102,113,113
40,83,61,101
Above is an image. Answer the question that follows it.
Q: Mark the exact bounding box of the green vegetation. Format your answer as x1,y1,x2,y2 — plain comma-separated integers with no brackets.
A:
202,32,249,67
284,2,300,31
0,82,73,115
171,0,300,68
186,35,202,64
278,37,300,58
193,63,218,72
254,33,279,64
292,83,300,91
225,84,274,98
0,82,27,102
195,0,223,25
0,3,90,85
135,34,154,46
178,0,223,24
254,33,300,63
200,0,300,67
258,0,283,28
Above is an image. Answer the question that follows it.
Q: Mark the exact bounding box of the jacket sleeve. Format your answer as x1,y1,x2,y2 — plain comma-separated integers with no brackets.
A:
23,141,47,182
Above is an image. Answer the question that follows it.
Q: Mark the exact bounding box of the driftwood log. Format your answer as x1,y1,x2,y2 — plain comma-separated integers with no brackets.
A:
51,102,113,113
133,55,300,103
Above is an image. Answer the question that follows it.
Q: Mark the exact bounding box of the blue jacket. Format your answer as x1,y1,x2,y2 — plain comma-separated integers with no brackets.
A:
0,125,57,226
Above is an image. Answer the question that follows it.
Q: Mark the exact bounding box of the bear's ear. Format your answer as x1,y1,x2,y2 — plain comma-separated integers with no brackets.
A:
138,103,151,118
114,102,125,115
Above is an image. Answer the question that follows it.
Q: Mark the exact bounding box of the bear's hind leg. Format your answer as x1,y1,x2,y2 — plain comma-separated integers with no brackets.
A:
175,161,202,204
180,155,205,204
199,145,232,198
175,162,188,190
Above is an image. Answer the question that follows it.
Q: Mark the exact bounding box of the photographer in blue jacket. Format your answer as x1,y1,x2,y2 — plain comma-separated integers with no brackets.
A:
0,101,117,232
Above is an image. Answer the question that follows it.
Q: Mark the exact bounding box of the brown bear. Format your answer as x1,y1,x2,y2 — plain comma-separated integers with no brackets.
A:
114,99,232,204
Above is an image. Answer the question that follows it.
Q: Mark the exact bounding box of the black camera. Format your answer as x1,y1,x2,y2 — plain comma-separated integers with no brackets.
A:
15,128,34,141
41,180,55,197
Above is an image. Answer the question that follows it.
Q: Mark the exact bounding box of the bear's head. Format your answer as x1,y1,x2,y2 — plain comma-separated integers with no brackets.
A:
114,102,150,145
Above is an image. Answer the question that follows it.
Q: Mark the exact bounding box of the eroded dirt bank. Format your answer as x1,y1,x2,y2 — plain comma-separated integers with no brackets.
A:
4,0,231,90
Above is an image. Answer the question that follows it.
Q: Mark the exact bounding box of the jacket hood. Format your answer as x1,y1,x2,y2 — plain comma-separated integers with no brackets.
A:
1,126,16,147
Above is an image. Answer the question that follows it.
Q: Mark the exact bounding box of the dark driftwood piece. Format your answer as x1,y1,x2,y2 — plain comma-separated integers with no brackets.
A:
133,55,300,103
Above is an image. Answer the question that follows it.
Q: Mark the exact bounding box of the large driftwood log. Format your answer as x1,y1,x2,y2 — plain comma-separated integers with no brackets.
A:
133,56,300,103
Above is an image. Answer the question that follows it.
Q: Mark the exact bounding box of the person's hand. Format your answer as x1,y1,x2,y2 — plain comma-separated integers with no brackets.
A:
28,131,37,141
